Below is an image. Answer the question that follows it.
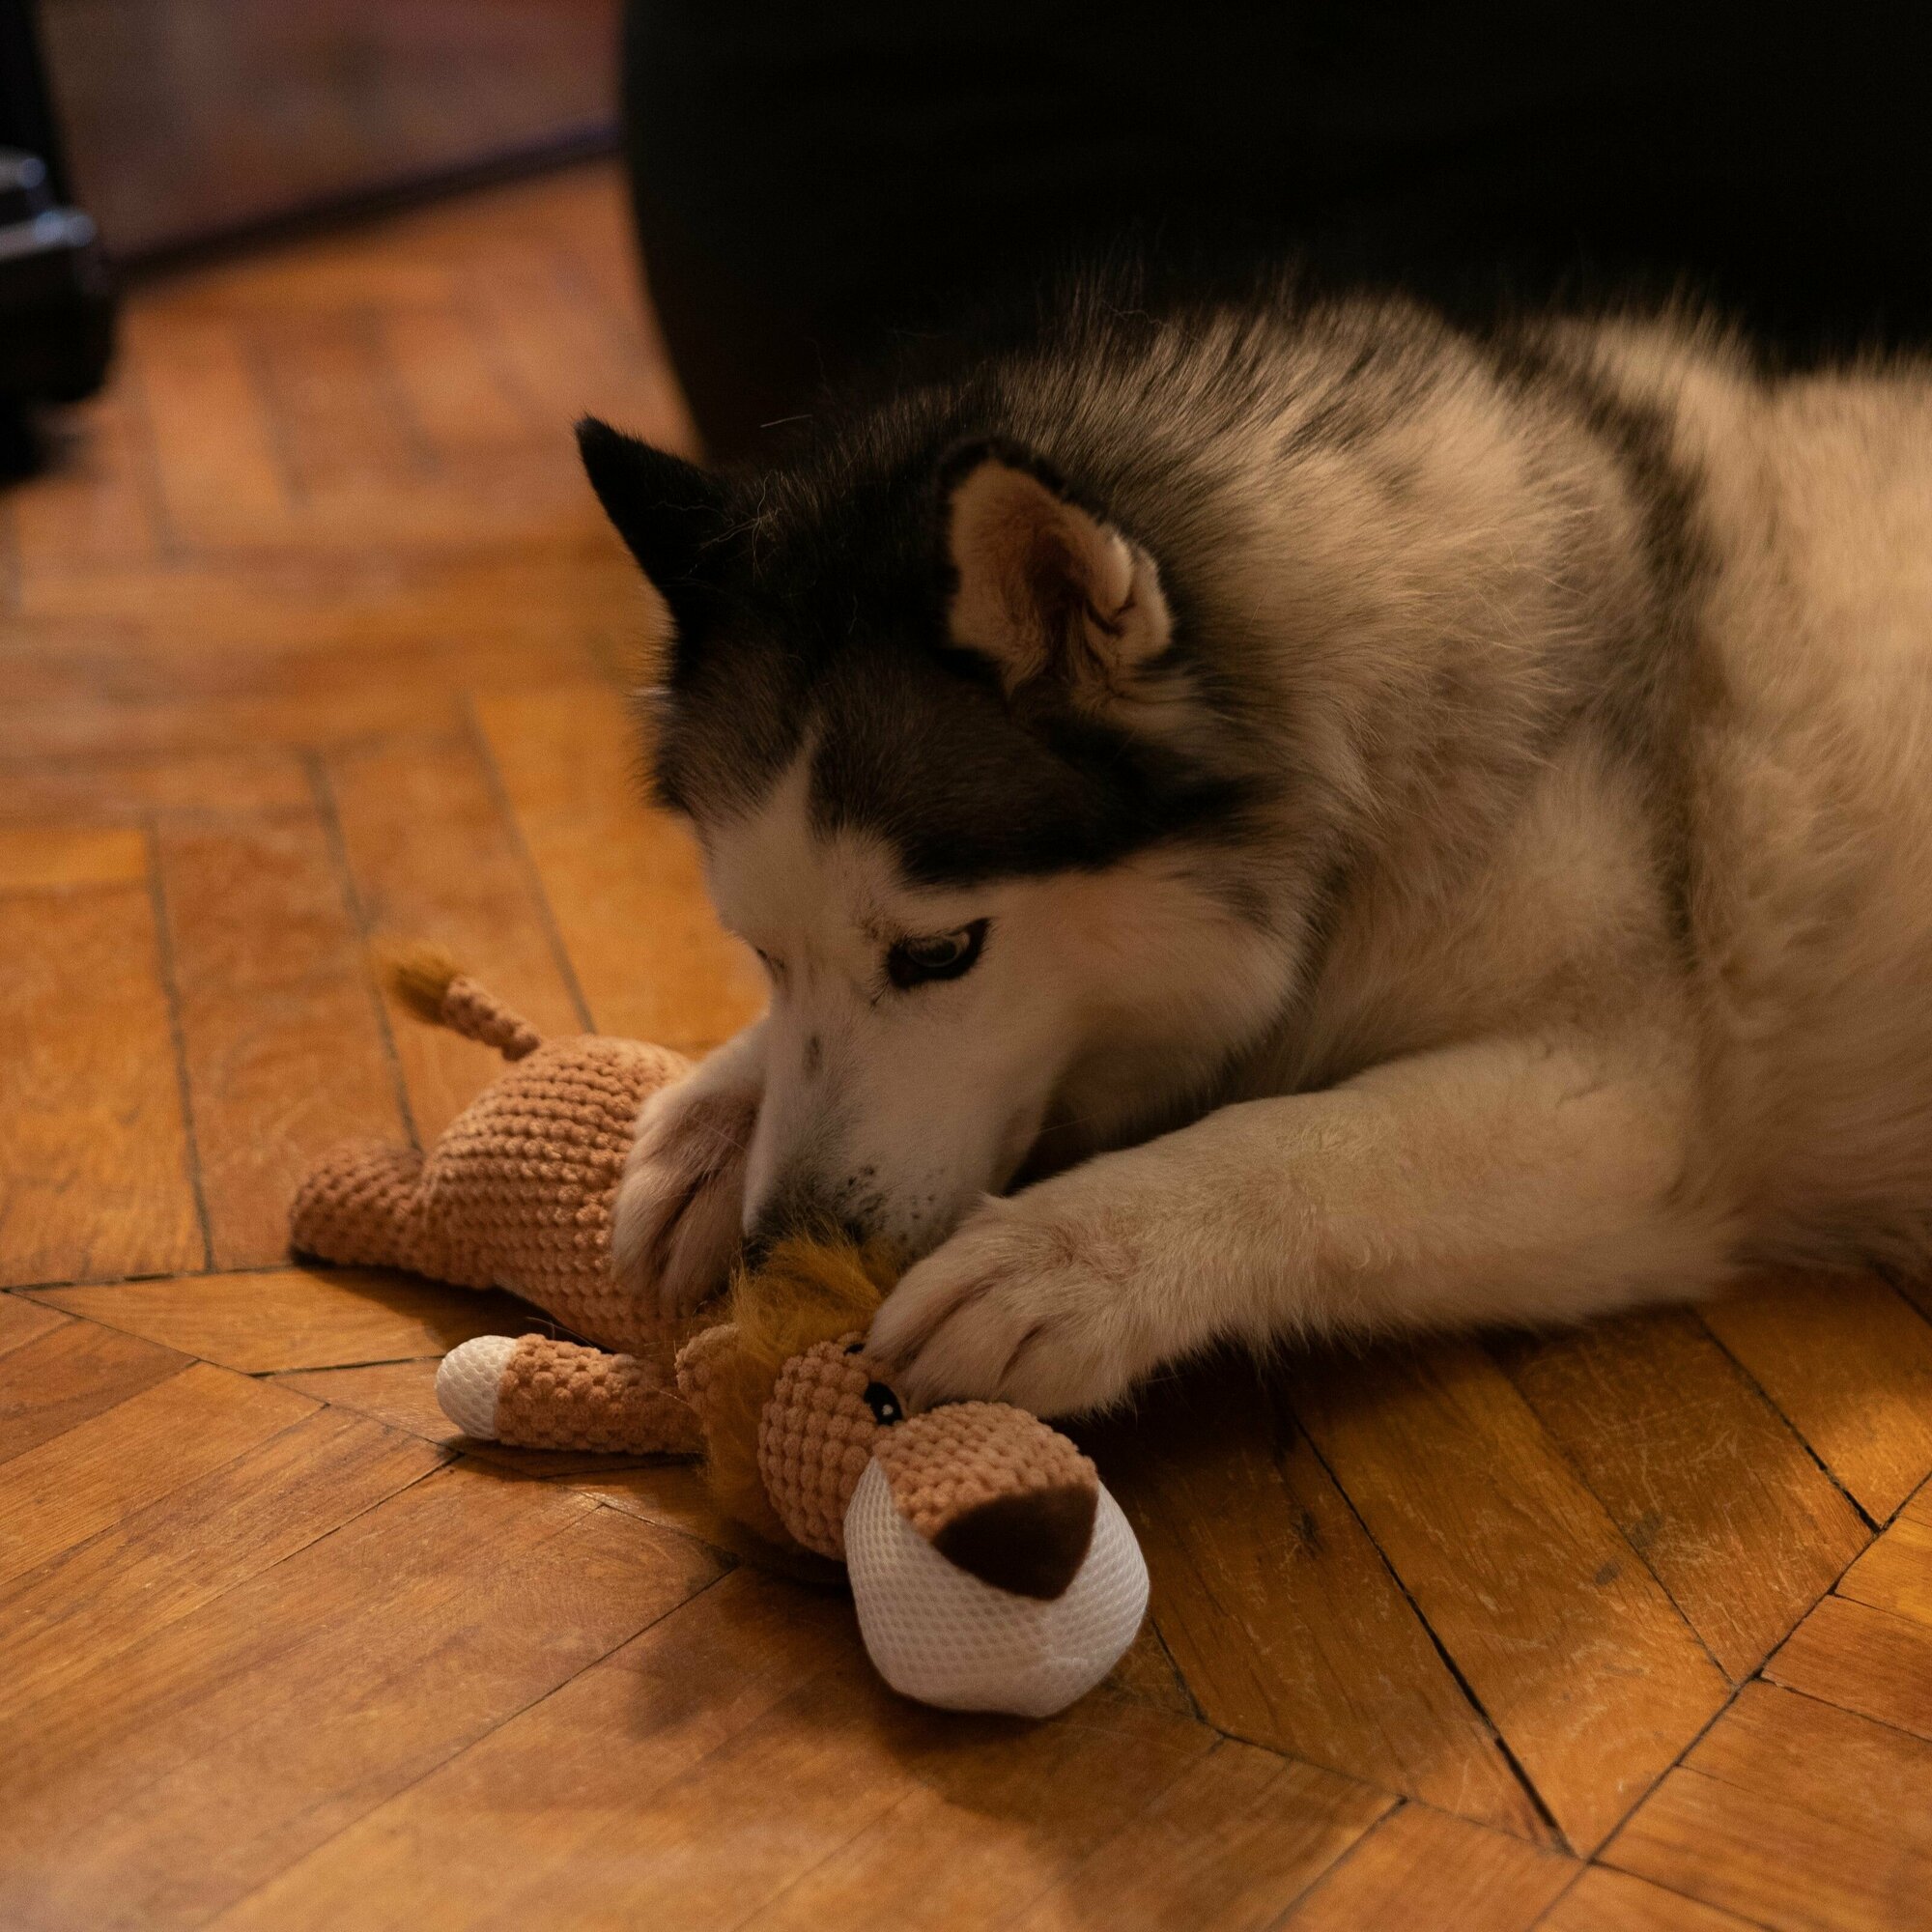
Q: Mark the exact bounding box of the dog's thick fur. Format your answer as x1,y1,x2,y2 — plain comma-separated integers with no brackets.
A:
582,280,1932,1418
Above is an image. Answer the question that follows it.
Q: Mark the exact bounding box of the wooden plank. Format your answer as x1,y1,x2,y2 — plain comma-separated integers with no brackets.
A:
1687,1684,1932,1849
574,1459,837,1578
131,247,461,324
0,822,148,893
1088,1360,1547,1838
1291,1342,1730,1854
123,305,296,551
1282,1804,1577,1932
463,233,684,448
19,550,627,667
0,879,205,1287
1767,1593,1932,1740
380,303,543,454
9,381,167,582
0,1463,723,1931
1541,1866,1759,1931
1835,1510,1932,1626
1005,1743,1392,1932
471,682,766,1054
1495,1309,1869,1679
0,747,310,822
0,1361,316,1583
155,802,407,1268
1608,1773,1925,1932
206,1567,858,1930
1700,1271,1932,1521
250,311,432,505
0,1293,68,1360
733,1697,1222,1932
211,1569,1223,1932
1104,1620,1198,1719
1893,1271,1932,1325
0,1407,442,1720
1607,1684,1932,1932
32,1266,538,1375
323,731,586,1141
0,1317,187,1466
2,553,618,764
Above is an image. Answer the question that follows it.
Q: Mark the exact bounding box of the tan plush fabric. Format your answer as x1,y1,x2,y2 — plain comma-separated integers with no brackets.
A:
289,972,693,1358
286,1141,427,1272
756,1336,885,1559
441,974,543,1061
872,1402,1096,1540
496,1335,704,1455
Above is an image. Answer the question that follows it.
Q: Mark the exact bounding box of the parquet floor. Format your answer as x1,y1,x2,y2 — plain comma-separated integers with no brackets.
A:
3,163,1931,1931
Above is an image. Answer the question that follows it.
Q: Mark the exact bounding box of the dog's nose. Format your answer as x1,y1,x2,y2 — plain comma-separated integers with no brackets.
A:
743,1174,867,1264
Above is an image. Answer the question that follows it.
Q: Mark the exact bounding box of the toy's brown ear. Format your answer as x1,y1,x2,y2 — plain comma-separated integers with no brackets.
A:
290,1141,424,1270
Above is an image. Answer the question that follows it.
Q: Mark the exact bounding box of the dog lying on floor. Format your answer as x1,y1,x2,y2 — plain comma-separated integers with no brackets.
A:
575,275,1932,1418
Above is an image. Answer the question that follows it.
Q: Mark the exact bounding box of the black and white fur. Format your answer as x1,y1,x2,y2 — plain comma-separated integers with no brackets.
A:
582,279,1932,1417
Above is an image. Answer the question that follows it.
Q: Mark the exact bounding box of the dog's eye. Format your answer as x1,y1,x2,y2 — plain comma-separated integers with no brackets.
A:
886,919,988,991
863,1381,904,1426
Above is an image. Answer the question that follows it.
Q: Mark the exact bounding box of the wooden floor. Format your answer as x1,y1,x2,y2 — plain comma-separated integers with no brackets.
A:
3,163,1931,1931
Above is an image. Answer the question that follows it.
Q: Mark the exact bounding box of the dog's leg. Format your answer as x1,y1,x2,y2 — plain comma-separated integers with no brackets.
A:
612,1019,767,1318
867,1031,1732,1416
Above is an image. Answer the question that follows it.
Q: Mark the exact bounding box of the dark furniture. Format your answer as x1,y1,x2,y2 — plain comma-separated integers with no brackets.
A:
623,4,1932,460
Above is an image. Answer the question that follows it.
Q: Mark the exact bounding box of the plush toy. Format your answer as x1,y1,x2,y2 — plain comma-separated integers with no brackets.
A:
290,952,1149,1719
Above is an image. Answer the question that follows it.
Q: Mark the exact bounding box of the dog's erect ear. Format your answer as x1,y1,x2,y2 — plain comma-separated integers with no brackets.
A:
940,441,1173,703
577,417,726,633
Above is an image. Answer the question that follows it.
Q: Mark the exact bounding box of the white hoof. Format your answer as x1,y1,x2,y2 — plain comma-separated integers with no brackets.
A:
844,1462,1150,1719
436,1335,519,1440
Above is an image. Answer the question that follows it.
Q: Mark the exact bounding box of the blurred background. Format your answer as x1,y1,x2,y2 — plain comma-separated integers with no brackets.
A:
6,2,1929,465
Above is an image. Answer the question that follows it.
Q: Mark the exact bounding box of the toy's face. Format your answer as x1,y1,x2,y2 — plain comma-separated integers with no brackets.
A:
755,1336,906,1561
756,1338,1102,1600
754,1336,1149,1719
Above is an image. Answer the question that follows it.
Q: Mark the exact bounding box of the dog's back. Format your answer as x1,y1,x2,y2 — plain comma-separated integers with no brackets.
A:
1594,325,1932,1267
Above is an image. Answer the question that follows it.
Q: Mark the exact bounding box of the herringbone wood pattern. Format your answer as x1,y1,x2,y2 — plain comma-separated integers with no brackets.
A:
2,164,1929,1930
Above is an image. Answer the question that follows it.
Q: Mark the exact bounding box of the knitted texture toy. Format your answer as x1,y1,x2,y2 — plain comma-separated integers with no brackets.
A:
290,953,1148,1717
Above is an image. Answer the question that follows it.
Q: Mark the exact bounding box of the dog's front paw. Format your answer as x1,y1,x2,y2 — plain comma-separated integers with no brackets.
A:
867,1186,1163,1417
612,1074,756,1320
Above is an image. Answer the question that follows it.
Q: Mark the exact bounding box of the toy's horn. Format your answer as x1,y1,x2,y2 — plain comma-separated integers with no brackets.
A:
384,943,543,1061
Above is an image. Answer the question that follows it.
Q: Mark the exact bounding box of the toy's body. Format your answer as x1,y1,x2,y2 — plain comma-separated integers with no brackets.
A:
291,954,1148,1718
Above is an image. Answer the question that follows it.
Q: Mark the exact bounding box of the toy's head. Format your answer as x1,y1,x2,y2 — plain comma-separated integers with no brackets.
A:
678,1236,1149,1716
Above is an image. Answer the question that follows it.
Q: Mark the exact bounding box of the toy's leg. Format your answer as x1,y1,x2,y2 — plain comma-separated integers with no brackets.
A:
290,1141,425,1270
437,1335,704,1455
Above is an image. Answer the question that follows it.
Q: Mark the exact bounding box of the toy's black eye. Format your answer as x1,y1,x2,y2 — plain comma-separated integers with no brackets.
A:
863,1381,904,1426
886,919,988,991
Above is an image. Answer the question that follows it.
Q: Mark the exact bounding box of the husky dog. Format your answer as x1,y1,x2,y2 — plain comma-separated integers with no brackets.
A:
579,281,1932,1419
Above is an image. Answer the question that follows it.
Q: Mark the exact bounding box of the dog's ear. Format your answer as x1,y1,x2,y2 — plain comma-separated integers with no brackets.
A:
939,440,1173,703
577,417,726,639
